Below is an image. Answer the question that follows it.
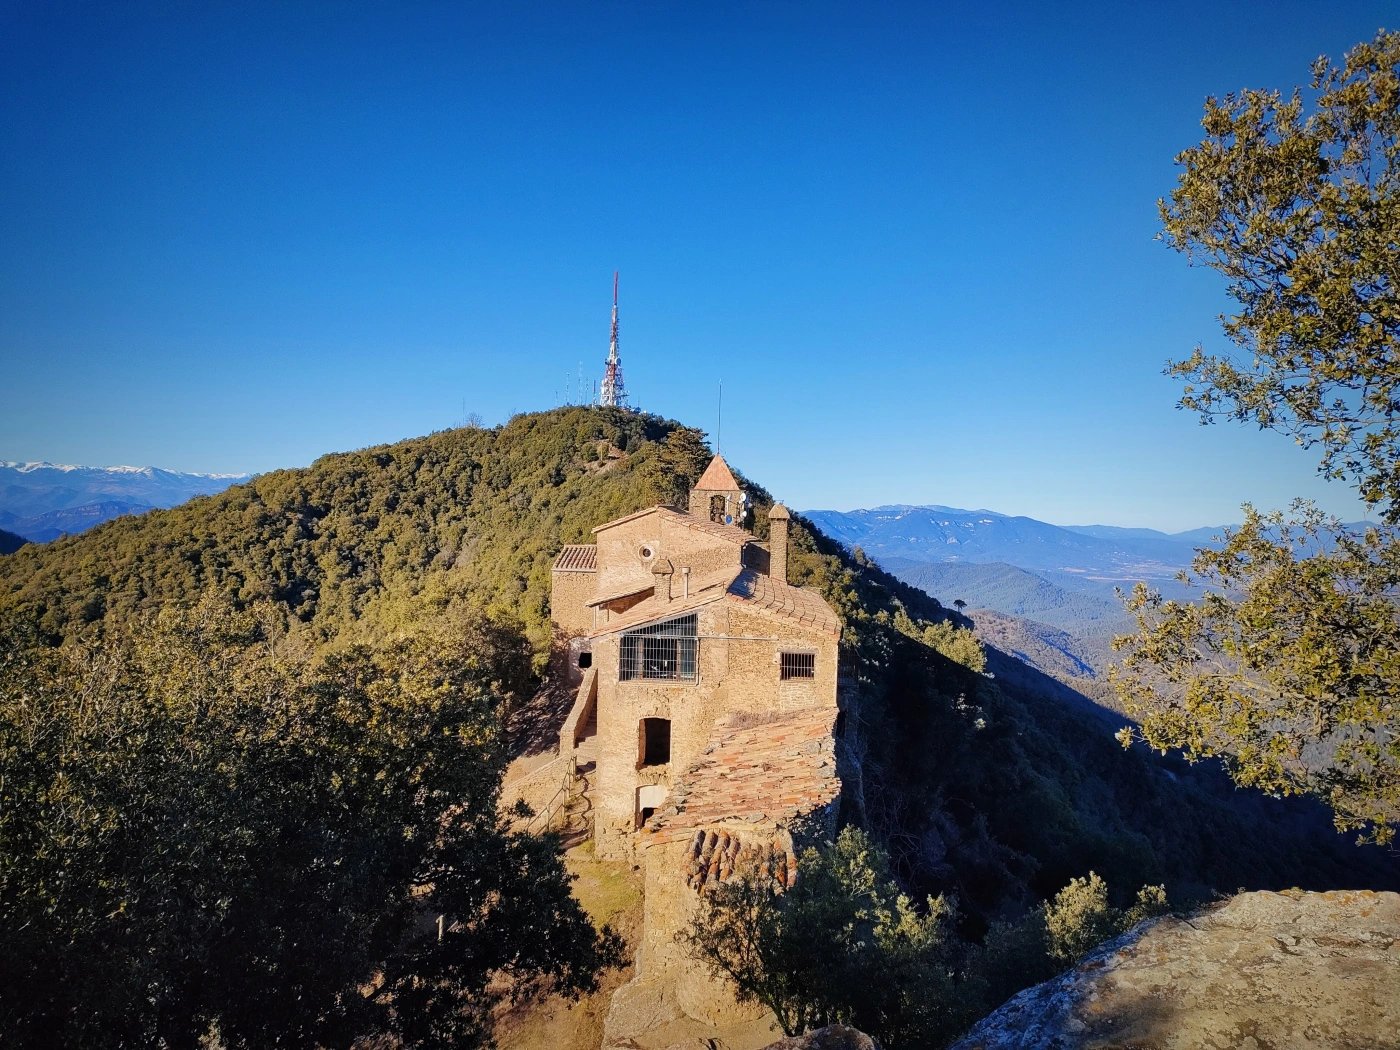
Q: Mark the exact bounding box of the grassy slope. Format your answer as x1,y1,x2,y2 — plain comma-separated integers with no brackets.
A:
2,409,1394,926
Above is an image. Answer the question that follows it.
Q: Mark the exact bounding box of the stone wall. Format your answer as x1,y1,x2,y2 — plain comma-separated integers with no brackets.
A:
591,600,840,860
550,567,596,637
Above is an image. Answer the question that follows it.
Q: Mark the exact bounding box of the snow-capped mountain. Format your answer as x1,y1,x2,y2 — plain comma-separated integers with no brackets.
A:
0,462,253,542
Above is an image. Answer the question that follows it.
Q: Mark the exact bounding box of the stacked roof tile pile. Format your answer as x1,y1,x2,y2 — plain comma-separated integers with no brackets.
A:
682,828,799,895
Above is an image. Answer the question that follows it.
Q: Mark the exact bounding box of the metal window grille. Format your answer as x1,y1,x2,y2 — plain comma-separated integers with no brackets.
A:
780,651,816,680
620,614,698,681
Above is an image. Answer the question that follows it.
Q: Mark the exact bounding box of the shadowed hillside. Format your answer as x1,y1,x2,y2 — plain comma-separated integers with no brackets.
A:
0,529,26,555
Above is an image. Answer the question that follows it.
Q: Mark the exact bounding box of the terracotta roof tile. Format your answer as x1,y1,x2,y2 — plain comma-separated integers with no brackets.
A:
655,506,753,545
588,566,843,640
552,544,597,572
586,567,736,635
646,706,840,844
695,454,739,491
726,569,842,638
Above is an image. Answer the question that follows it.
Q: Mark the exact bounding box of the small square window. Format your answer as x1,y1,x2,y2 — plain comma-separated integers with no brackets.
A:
578,651,592,669
780,652,815,680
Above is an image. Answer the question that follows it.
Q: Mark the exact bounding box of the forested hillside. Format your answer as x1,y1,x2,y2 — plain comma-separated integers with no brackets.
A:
2,408,1396,1038
0,408,710,662
780,519,1398,923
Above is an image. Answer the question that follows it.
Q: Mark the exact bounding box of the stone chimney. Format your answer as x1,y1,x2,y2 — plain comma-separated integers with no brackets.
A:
652,558,675,601
769,504,790,584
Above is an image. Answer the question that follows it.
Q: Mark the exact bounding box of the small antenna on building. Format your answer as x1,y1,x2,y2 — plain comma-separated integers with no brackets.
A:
717,380,722,455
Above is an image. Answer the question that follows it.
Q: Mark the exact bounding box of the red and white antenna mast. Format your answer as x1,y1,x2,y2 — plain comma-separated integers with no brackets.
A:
599,270,629,408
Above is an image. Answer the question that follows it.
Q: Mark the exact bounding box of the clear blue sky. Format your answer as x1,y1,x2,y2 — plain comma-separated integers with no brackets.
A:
1,1,1390,531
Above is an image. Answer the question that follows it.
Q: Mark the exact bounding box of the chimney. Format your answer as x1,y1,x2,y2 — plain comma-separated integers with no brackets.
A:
769,504,790,583
652,558,675,601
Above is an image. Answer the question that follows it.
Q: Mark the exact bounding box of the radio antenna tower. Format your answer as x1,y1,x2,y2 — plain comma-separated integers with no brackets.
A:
599,270,629,408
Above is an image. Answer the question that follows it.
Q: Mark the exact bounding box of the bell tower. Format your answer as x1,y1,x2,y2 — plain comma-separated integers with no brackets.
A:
688,454,747,527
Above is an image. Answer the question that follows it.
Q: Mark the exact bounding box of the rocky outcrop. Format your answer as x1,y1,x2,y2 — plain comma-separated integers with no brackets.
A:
952,889,1400,1050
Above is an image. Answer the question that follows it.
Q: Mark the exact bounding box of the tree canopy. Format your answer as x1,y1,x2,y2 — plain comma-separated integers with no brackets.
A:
0,597,624,1048
1116,31,1400,843
1160,30,1400,518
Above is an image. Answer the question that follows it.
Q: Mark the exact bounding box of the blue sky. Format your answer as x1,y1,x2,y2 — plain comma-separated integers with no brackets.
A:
0,1,1390,531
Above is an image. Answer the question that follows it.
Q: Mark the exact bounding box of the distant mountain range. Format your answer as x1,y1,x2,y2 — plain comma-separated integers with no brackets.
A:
799,505,1234,679
0,462,252,543
802,505,1224,581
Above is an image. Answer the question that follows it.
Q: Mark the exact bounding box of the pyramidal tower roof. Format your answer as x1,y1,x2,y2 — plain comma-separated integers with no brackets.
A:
695,454,739,490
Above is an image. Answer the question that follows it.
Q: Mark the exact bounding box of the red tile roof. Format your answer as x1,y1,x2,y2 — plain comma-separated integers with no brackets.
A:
695,455,740,491
726,570,842,638
656,506,753,545
552,544,597,572
645,706,841,843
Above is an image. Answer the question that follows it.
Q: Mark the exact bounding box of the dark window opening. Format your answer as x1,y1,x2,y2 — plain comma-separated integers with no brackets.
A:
781,651,816,680
710,494,726,523
640,718,671,766
577,651,592,669
640,807,656,823
620,614,698,681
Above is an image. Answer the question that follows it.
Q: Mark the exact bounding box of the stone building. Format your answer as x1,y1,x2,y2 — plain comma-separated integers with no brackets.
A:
549,454,846,1046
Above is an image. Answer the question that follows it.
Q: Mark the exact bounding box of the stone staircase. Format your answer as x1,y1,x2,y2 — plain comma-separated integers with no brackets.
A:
557,715,598,849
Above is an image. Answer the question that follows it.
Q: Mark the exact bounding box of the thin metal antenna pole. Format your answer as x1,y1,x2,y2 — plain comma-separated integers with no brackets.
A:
718,380,723,455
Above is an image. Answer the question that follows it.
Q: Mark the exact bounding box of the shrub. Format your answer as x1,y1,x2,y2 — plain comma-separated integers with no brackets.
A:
0,597,624,1049
684,828,981,1049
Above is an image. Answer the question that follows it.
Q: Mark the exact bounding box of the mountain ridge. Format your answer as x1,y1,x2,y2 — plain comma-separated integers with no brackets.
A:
800,505,1204,580
0,461,255,542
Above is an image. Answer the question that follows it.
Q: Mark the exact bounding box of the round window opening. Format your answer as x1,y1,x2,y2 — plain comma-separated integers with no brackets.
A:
639,545,654,560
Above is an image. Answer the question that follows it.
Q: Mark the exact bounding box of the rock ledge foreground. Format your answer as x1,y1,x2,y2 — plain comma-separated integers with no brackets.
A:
952,889,1400,1050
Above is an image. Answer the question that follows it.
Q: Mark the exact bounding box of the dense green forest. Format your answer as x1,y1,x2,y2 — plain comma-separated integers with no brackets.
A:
2,408,1396,1046
0,408,709,663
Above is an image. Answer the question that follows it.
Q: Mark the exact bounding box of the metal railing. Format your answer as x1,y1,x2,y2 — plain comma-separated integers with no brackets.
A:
524,755,579,835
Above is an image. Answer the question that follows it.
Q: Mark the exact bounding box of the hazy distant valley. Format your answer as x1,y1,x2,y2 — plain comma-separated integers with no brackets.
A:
800,505,1229,684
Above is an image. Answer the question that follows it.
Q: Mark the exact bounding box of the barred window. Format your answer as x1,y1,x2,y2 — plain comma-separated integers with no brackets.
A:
780,651,816,680
620,614,698,681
